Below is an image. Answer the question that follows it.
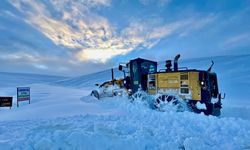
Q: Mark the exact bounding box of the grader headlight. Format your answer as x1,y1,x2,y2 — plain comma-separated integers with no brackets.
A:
200,80,208,90
200,81,205,86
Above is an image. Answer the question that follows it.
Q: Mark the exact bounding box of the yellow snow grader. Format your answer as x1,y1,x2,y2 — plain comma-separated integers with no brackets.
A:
91,54,225,116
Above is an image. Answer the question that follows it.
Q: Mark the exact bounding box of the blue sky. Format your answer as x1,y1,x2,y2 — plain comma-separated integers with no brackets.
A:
0,0,249,76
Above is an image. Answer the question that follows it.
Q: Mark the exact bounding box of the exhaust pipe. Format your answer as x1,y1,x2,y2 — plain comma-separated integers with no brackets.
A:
174,54,180,71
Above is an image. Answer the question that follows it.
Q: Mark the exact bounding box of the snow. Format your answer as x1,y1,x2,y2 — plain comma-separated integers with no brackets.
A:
0,92,250,149
0,55,250,149
0,72,67,87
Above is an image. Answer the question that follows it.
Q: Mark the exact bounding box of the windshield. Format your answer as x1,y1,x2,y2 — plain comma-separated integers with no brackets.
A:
141,61,157,74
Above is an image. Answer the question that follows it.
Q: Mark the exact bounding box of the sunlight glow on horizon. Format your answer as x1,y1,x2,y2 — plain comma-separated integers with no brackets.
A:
1,0,249,75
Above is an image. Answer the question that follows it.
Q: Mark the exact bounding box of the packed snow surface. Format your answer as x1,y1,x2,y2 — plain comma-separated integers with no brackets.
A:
1,84,250,150
0,55,250,149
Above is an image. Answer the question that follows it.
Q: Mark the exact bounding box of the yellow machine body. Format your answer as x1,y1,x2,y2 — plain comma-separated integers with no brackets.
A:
148,71,201,101
92,55,223,116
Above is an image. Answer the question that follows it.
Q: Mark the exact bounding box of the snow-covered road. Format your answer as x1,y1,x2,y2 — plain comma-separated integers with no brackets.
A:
1,111,250,150
0,84,250,150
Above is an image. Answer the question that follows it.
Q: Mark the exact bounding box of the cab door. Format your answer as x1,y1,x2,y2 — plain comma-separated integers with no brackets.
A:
129,58,157,93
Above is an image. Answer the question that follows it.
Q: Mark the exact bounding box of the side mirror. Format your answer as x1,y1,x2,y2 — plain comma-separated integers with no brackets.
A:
118,65,123,71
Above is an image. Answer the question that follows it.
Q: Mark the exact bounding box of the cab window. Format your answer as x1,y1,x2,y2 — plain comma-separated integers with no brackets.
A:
132,61,139,82
141,62,156,74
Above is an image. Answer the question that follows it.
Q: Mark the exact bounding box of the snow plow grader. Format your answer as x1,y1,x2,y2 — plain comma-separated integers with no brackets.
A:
91,54,225,116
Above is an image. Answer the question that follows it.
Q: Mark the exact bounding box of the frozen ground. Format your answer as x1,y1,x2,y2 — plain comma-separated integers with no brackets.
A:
0,55,250,149
1,84,250,150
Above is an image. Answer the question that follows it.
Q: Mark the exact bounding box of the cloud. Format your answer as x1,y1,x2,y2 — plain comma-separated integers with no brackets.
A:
139,0,171,6
33,64,48,70
0,50,109,76
10,0,122,63
10,0,216,63
222,33,250,49
178,14,217,37
0,52,40,62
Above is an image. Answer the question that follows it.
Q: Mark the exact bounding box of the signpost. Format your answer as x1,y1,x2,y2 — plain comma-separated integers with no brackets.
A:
17,87,30,107
0,97,13,109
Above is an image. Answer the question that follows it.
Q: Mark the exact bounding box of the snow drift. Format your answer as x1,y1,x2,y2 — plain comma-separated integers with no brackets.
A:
0,95,250,149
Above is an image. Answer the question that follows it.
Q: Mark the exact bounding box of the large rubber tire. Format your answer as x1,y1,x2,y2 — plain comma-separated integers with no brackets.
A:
155,95,174,105
130,91,148,102
154,94,186,112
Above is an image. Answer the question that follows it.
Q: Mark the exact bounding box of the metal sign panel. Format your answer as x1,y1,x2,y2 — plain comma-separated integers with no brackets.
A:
17,87,30,107
0,97,13,108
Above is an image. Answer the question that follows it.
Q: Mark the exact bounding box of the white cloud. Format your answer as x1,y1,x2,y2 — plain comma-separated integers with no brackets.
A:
33,64,48,70
10,0,216,63
0,52,40,62
139,0,171,6
178,14,217,37
222,33,250,49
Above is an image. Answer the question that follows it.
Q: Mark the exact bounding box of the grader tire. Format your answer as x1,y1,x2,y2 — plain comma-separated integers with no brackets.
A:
154,94,186,112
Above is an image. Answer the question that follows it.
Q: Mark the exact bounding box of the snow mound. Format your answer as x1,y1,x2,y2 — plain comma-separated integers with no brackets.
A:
0,96,250,149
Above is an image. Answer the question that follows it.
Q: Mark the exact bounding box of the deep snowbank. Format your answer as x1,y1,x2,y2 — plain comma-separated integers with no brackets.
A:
0,84,117,121
0,96,250,150
0,83,250,149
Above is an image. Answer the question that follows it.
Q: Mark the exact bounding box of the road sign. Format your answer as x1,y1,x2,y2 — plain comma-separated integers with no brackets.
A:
17,87,30,107
0,97,13,109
